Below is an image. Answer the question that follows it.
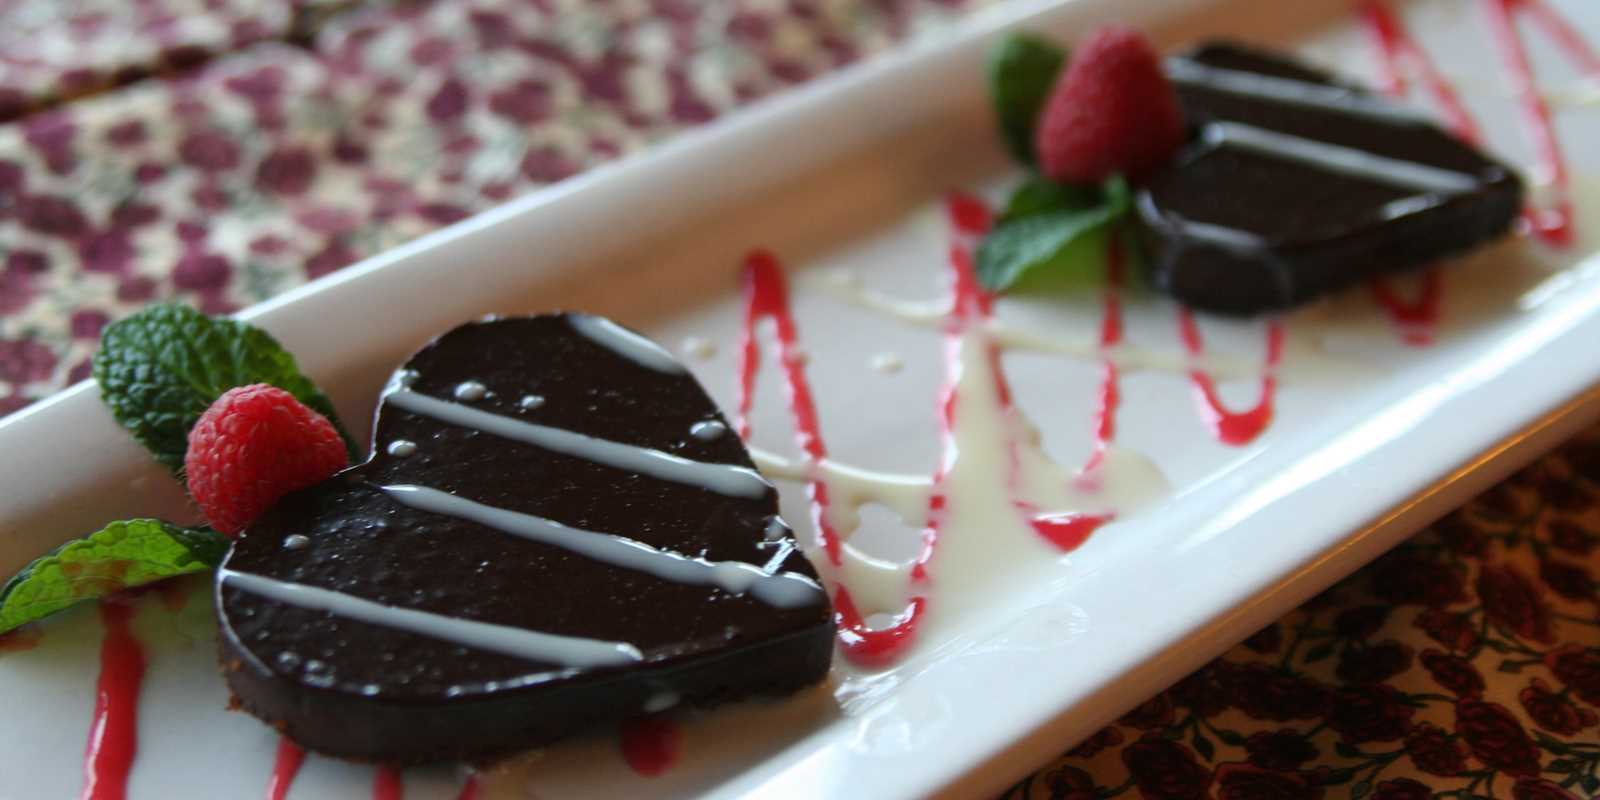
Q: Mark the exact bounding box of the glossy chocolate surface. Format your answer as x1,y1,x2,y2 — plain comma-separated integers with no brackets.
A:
1136,43,1524,314
217,315,833,763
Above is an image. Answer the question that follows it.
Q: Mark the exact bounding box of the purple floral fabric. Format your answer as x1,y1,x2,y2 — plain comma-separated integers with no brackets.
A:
1005,429,1600,800
0,0,327,124
0,0,991,415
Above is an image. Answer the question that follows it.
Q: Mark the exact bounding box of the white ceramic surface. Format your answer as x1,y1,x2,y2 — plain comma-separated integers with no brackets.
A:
3,0,1600,798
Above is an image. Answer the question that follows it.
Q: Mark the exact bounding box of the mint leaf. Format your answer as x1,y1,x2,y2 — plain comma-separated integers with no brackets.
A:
0,519,228,633
93,303,357,475
976,175,1132,293
988,34,1066,164
1001,175,1101,221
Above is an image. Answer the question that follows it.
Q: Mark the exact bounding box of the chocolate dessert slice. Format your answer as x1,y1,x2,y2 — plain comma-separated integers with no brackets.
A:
1136,42,1524,314
216,315,833,764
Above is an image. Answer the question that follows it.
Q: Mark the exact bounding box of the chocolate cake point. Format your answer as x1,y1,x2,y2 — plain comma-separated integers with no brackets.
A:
1137,42,1524,314
217,314,833,764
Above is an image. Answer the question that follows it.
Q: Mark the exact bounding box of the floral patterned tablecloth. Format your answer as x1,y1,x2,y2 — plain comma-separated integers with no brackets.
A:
0,2,1596,798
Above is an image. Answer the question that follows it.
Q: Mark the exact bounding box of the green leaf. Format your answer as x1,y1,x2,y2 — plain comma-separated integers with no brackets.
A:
93,303,358,476
1000,175,1101,221
1498,658,1524,673
1580,775,1599,795
1349,779,1371,800
975,175,1131,294
1545,758,1579,773
1191,731,1215,761
0,519,228,634
987,34,1066,164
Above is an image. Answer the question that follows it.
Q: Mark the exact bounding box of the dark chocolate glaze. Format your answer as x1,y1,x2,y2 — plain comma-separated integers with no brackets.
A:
217,315,833,764
1136,42,1524,315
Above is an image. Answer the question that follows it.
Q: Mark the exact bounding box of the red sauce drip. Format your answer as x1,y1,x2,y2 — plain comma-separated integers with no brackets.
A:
738,250,929,666
833,590,927,669
619,716,681,777
1515,0,1600,74
1368,266,1443,346
81,599,146,800
1027,513,1114,551
372,766,403,800
1359,1,1476,346
1359,1,1482,142
1363,0,1589,248
1484,0,1578,247
1177,309,1284,447
0,625,43,653
1084,234,1126,474
455,774,482,800
738,249,844,567
265,738,305,800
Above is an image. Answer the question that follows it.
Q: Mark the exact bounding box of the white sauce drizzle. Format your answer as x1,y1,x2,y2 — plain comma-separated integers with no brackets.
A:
682,336,718,360
220,569,644,668
820,273,1257,378
569,314,686,374
1204,121,1483,195
381,485,823,608
1166,57,1432,125
385,389,772,499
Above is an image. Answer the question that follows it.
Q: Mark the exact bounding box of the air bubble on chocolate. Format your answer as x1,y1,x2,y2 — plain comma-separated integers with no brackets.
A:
283,534,311,550
690,420,728,441
453,381,488,402
387,439,418,457
519,394,545,410
644,692,680,713
682,336,718,360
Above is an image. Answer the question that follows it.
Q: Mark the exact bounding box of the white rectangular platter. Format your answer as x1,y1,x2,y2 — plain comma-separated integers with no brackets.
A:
3,0,1600,797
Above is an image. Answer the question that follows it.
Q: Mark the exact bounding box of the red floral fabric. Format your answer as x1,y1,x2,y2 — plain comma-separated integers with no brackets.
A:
0,0,335,124
0,0,990,416
1005,429,1600,800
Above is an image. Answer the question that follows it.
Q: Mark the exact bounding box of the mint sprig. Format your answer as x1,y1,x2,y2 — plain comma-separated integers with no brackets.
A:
0,520,228,634
976,175,1132,293
988,34,1066,164
92,303,358,476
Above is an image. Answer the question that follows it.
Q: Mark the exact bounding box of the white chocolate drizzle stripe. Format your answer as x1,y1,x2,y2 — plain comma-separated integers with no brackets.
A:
1166,57,1432,125
385,389,770,499
1205,122,1482,195
220,570,643,668
382,485,823,608
568,314,686,374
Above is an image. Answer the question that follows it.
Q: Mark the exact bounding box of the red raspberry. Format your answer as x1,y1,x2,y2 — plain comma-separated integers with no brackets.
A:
1034,26,1186,184
185,384,349,536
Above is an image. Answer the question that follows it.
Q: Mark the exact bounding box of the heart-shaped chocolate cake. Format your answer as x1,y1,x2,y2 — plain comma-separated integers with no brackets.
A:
1137,43,1524,314
216,315,833,764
